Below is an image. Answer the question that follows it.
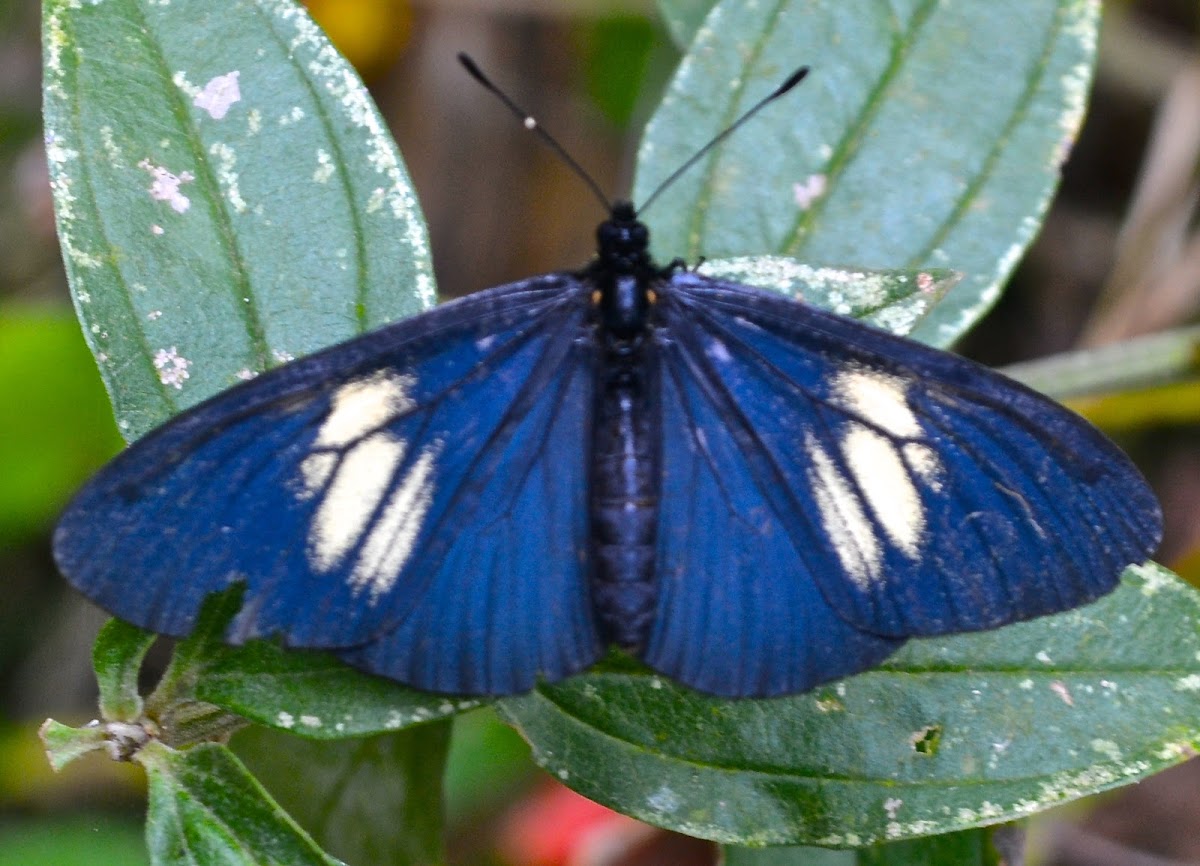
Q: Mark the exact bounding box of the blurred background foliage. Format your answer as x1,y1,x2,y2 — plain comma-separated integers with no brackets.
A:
2,1,1200,864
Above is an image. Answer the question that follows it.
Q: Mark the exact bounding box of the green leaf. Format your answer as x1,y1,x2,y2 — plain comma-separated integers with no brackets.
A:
0,816,148,866
197,639,482,738
582,15,658,128
0,307,122,544
234,724,450,866
43,0,433,441
857,830,994,865
656,0,714,48
150,587,474,738
38,719,111,772
634,0,1097,349
93,619,156,723
140,741,341,866
444,708,537,824
723,844,853,865
695,261,958,337
1001,323,1200,399
499,564,1200,847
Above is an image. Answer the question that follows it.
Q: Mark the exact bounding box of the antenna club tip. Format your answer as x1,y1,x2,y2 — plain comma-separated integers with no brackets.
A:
458,53,484,79
777,66,810,95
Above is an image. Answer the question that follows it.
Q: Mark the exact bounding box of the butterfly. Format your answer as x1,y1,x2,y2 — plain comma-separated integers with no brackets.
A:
53,60,1162,699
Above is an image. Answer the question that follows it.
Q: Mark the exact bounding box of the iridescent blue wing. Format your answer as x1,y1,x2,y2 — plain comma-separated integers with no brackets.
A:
53,275,601,694
641,272,1161,697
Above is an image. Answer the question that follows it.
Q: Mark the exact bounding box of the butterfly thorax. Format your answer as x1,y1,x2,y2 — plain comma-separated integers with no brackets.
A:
588,201,663,651
590,201,665,342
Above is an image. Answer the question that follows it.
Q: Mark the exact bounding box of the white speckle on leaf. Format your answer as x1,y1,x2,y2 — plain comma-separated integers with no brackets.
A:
172,71,200,100
277,712,295,729
647,785,680,814
299,715,322,728
153,347,191,389
208,142,247,212
1157,741,1196,761
1130,562,1173,595
99,126,122,165
1175,674,1200,692
884,798,902,819
313,149,335,183
138,159,194,213
1091,739,1121,761
279,105,306,126
151,224,164,236
1036,650,1053,664
1050,681,1074,706
792,173,827,209
193,71,241,120
147,310,163,321
44,10,69,97
814,695,844,712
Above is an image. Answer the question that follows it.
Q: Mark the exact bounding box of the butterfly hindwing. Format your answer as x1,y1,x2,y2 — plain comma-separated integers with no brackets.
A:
53,275,602,693
650,273,1161,654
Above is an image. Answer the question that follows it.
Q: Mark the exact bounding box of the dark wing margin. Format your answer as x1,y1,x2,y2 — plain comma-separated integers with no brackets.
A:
641,272,1160,695
53,275,602,695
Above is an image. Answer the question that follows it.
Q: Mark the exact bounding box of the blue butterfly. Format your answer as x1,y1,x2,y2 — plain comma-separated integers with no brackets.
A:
53,61,1162,698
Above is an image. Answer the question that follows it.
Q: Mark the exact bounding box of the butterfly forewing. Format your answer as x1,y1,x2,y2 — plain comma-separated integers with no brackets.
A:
337,323,602,692
654,273,1161,646
54,275,602,692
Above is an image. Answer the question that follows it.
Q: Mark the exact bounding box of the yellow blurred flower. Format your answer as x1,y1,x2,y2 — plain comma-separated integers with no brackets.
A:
305,0,413,79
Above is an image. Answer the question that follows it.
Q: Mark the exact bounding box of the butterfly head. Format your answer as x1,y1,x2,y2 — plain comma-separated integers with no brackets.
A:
595,201,654,277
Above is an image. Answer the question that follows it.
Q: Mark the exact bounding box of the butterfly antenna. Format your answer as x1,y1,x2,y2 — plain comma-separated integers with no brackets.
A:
637,66,809,216
458,52,612,214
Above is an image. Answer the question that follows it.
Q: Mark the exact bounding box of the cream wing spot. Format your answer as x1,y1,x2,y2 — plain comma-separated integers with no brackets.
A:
317,370,416,448
830,366,921,438
298,451,337,500
350,442,442,601
806,431,881,588
842,424,925,558
903,442,944,491
308,433,406,572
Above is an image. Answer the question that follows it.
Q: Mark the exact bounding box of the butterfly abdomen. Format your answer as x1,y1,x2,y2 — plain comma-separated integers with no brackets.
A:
590,341,660,650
